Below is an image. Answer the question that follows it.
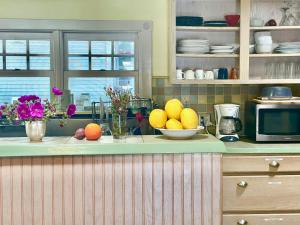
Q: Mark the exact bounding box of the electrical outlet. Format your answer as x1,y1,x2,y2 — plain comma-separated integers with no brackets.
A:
202,113,212,127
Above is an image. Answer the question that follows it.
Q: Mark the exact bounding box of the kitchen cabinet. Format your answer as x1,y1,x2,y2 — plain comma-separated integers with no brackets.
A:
223,154,300,225
170,0,300,84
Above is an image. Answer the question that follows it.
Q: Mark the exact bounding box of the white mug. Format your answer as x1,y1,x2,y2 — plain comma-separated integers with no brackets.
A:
184,70,195,80
213,69,219,79
176,69,184,80
204,71,214,80
195,69,204,79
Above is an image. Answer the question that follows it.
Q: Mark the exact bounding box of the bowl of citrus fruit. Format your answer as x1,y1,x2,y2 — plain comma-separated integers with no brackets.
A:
149,99,203,139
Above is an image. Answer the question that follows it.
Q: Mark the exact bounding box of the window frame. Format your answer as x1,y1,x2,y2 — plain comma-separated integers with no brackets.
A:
0,19,152,99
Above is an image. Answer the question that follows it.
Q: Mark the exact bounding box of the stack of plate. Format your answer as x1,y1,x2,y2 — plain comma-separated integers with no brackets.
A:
210,45,234,54
177,39,209,54
275,42,300,54
204,20,227,27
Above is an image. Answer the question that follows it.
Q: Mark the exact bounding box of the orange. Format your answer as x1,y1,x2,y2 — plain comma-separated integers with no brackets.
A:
85,123,102,140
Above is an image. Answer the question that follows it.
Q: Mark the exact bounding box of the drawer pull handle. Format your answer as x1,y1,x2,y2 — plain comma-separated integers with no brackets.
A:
269,161,280,168
237,181,248,188
237,219,248,225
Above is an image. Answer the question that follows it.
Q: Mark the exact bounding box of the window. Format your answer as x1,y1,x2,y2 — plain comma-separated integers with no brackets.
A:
0,32,52,104
64,33,138,110
0,19,152,110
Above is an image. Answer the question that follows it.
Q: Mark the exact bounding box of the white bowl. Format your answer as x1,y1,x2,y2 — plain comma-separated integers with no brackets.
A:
256,36,273,45
251,18,264,27
156,126,204,139
255,44,273,53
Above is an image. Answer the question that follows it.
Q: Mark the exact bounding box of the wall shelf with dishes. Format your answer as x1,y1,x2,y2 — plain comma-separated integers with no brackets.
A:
170,0,300,84
249,0,300,81
170,0,242,84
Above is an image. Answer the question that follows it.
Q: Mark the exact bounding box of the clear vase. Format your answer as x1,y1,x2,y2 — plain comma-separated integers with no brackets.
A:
25,121,46,142
111,111,127,139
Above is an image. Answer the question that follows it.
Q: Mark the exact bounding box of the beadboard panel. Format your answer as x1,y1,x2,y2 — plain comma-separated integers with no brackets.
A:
0,153,222,225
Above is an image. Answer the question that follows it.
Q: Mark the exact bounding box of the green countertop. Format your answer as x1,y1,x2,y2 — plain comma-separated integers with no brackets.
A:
0,134,226,157
225,138,300,154
1,135,300,157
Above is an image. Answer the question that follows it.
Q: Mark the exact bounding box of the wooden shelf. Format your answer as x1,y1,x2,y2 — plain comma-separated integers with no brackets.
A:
250,26,300,31
250,53,300,58
176,26,240,31
176,53,239,58
172,79,243,85
248,79,300,84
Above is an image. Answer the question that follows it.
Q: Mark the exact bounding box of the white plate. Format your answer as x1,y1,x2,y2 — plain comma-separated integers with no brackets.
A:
156,126,204,139
210,49,234,53
210,45,234,50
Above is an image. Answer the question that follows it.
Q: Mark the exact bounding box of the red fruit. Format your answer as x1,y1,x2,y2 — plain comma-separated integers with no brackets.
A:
74,128,85,140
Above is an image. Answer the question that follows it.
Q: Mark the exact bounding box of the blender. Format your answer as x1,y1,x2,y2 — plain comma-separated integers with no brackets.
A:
214,104,242,142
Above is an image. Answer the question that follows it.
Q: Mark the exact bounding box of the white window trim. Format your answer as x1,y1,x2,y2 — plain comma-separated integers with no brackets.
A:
0,19,153,98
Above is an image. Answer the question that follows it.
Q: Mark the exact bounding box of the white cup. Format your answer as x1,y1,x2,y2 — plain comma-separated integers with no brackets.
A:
195,69,204,79
213,69,219,79
204,71,214,80
184,70,195,80
176,69,184,79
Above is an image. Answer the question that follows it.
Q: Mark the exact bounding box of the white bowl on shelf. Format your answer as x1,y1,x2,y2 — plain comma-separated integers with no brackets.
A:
255,44,273,53
156,126,204,139
256,36,273,45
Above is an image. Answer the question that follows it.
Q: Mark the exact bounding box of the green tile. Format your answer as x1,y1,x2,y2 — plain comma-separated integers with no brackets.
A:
215,86,224,95
198,86,207,95
190,95,198,104
207,87,215,95
207,95,215,104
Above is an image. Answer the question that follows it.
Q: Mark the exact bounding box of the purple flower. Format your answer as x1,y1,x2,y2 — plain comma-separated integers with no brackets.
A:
52,87,63,96
0,111,2,118
27,95,40,102
30,102,45,119
0,105,6,110
17,103,31,120
18,95,40,103
66,104,76,116
18,95,29,103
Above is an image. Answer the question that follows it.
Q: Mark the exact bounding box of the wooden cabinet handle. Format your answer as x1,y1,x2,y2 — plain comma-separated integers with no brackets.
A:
269,160,280,168
237,219,248,225
237,181,248,188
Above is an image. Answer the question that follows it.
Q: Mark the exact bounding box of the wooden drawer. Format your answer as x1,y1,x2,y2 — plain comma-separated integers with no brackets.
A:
223,175,300,212
223,155,300,173
223,214,300,225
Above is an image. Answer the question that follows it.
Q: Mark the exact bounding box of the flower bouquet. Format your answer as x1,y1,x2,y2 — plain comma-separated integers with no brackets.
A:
105,87,131,139
0,87,76,142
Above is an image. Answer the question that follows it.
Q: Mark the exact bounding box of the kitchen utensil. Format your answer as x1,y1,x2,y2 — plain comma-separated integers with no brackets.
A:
250,18,264,27
224,15,240,26
176,16,203,26
218,68,228,79
214,104,242,142
261,86,292,99
184,70,195,80
213,69,219,79
156,126,204,139
195,69,204,79
204,71,214,80
255,44,273,53
176,69,184,80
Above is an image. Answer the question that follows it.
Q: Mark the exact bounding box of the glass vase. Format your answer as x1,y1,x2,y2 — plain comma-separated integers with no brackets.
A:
111,111,127,139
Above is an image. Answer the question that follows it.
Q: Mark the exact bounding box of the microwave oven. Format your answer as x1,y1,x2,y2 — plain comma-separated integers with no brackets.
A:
245,101,300,142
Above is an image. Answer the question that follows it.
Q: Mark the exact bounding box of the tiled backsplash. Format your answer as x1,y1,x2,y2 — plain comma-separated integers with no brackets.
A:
152,78,300,131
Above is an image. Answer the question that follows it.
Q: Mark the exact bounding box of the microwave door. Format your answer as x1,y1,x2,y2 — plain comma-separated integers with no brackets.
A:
257,107,300,141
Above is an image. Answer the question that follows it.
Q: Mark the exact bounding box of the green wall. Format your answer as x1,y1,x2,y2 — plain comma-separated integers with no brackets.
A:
0,0,169,78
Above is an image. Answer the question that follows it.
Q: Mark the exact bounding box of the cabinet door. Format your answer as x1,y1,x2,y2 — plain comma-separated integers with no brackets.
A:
223,214,300,225
223,175,300,212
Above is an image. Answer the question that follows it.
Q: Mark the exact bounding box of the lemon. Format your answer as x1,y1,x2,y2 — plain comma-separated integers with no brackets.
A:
180,108,199,129
165,99,183,120
149,109,167,128
166,119,183,130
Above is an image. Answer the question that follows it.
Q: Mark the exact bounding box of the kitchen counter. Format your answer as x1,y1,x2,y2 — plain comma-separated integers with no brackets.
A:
225,137,300,154
0,134,225,157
